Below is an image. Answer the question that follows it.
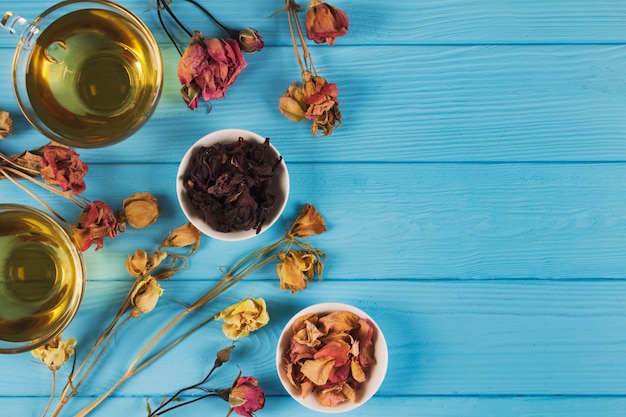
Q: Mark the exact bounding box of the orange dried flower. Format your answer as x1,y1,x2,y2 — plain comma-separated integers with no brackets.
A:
72,201,120,251
288,202,327,238
305,0,349,45
40,145,88,194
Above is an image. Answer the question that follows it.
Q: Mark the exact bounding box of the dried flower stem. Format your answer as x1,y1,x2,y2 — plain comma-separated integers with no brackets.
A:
283,0,316,74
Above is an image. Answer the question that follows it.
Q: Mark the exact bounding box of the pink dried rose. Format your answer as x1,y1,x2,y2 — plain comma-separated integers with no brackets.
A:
178,31,247,109
306,0,349,45
283,311,376,407
40,145,88,194
72,201,120,251
229,376,265,417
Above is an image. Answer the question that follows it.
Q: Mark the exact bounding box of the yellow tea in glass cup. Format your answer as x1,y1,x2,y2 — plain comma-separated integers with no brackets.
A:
1,0,163,148
0,204,85,354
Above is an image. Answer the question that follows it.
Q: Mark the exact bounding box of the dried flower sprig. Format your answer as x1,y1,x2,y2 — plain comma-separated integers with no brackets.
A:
66,203,326,417
151,0,264,110
0,117,160,251
275,0,348,136
44,223,202,417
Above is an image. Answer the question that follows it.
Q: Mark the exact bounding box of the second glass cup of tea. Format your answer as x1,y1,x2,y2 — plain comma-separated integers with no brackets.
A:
1,0,163,148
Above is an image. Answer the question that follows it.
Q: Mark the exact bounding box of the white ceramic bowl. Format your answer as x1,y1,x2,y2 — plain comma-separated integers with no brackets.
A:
276,302,388,413
176,129,289,241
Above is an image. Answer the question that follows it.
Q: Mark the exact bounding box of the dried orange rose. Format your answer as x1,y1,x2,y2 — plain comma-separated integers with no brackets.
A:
305,0,349,45
162,222,201,248
72,201,119,251
276,250,320,293
122,192,160,229
130,276,163,317
124,249,167,278
288,203,326,238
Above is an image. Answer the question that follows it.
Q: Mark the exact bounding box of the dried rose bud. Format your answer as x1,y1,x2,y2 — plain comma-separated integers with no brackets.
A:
306,0,349,45
278,83,308,122
40,145,88,194
122,192,160,229
72,201,119,251
162,222,201,248
125,249,167,277
229,376,265,417
237,28,264,53
288,203,326,238
31,335,76,371
0,110,13,139
216,345,235,365
130,276,163,317
215,298,270,340
276,250,320,293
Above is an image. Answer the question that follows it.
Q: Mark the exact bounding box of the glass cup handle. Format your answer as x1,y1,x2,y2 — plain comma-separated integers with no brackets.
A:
1,11,39,48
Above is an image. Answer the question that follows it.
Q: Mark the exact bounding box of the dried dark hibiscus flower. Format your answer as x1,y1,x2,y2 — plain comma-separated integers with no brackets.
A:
183,137,281,234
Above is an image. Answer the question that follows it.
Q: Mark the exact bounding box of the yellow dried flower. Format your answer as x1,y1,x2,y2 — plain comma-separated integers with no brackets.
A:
276,250,318,293
31,335,76,371
130,276,163,317
124,249,167,278
162,222,201,248
215,298,270,340
0,111,13,140
122,192,160,229
288,203,326,238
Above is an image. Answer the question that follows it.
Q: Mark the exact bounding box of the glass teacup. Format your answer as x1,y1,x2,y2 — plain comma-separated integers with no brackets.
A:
0,204,85,354
1,0,163,148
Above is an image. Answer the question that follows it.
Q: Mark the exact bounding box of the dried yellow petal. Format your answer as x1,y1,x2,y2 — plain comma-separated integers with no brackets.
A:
0,111,13,140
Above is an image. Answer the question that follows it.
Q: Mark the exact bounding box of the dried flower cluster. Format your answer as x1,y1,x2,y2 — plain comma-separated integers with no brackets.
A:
282,311,376,407
276,0,348,136
182,137,282,234
153,0,263,110
0,118,161,251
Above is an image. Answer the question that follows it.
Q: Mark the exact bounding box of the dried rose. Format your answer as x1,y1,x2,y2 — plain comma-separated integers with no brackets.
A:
130,276,163,317
31,335,76,371
278,82,308,122
229,376,265,417
40,145,88,194
215,298,270,340
161,222,201,248
0,111,13,139
276,250,321,293
237,28,264,53
178,31,247,109
288,203,326,238
306,0,349,45
124,249,167,277
122,192,160,229
72,201,119,251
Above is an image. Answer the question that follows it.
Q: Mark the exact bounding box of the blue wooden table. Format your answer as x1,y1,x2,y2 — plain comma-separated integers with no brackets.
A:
2,1,626,416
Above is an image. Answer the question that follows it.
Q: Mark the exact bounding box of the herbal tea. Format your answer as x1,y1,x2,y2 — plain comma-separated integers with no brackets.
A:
24,8,161,147
0,209,82,344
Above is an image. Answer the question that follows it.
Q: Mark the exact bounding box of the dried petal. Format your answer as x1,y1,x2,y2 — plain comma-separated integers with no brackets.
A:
300,356,335,386
276,250,317,293
122,192,160,229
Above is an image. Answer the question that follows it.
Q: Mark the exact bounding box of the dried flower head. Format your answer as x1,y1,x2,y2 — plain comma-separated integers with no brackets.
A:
40,145,88,194
215,298,270,340
122,192,160,229
124,249,167,278
229,375,266,417
288,203,327,238
306,0,349,45
237,28,264,53
31,335,76,371
178,31,247,109
72,201,120,251
276,250,321,293
279,71,342,136
0,110,13,139
130,276,163,317
162,222,201,248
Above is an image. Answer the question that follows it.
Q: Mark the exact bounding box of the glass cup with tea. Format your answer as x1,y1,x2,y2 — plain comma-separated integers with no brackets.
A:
0,204,86,354
1,0,163,148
